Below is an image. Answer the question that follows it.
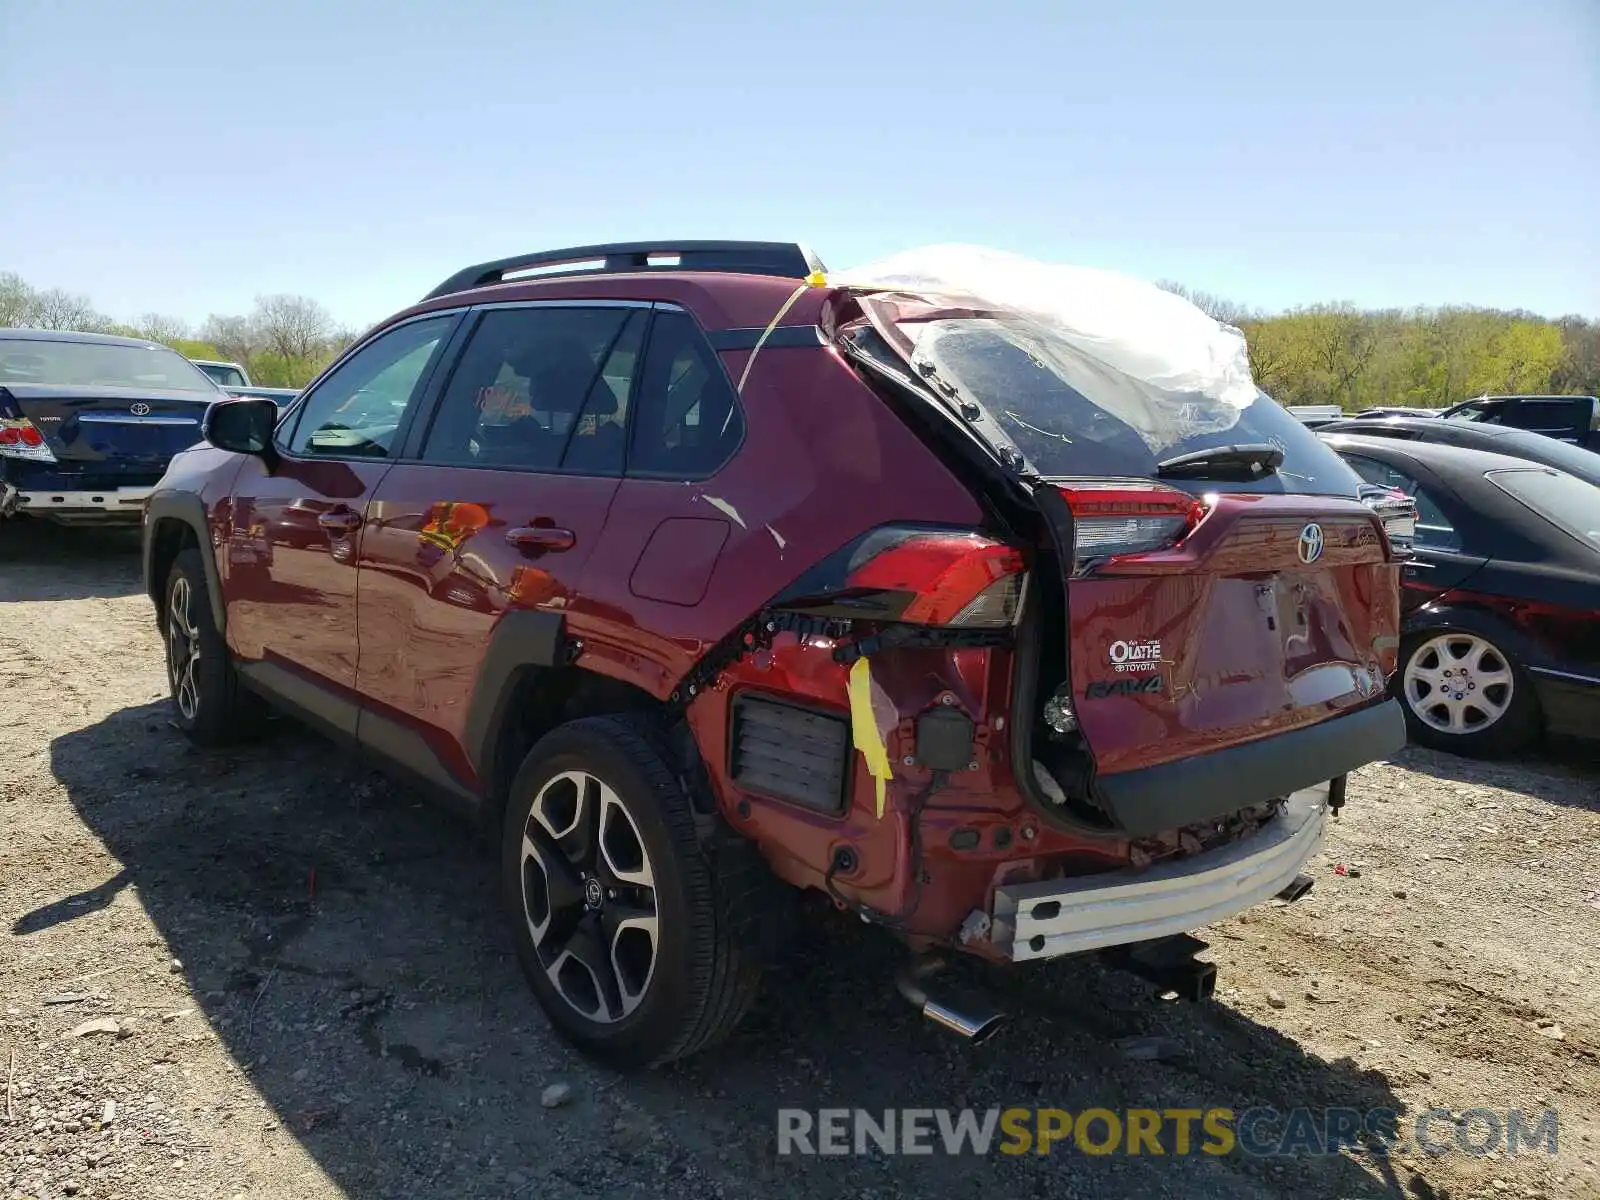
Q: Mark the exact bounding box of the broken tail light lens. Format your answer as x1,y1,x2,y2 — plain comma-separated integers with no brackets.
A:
0,419,56,463
846,532,1028,627
1058,482,1203,574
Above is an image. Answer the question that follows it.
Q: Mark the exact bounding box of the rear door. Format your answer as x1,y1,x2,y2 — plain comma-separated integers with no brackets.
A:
354,302,645,791
1339,452,1487,608
223,314,458,734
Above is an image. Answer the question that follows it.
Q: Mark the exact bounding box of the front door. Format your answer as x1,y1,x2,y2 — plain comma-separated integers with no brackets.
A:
354,303,647,790
223,313,459,733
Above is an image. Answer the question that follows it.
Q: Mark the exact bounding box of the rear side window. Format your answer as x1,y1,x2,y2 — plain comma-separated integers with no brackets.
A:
627,310,744,478
1510,399,1585,438
1341,454,1462,551
285,316,453,458
883,316,1358,495
1486,468,1600,553
420,307,643,475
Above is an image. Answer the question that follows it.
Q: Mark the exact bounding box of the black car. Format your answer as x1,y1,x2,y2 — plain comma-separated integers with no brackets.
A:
1316,415,1600,488
1321,433,1600,757
0,329,223,524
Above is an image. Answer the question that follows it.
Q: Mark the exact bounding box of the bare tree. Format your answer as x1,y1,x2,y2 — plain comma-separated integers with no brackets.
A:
197,314,259,363
131,313,191,345
1155,280,1257,328
28,287,114,332
0,272,35,327
252,294,333,360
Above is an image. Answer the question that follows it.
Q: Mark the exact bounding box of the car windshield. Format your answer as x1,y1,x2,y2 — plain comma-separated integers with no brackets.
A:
0,340,218,392
197,363,248,387
1486,468,1600,553
888,315,1360,495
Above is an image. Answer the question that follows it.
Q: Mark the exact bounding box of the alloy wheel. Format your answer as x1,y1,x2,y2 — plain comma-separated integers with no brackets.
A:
519,771,659,1024
166,576,201,721
1403,633,1514,736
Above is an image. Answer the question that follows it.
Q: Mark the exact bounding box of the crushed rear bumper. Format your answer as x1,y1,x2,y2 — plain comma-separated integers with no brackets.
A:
992,781,1329,961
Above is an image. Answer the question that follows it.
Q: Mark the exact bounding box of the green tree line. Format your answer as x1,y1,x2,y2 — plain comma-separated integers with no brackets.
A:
1160,283,1599,410
0,271,355,388
4,268,1596,407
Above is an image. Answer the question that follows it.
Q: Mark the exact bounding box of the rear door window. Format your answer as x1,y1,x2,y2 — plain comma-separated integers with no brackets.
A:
1341,454,1463,552
1506,398,1586,440
419,306,642,474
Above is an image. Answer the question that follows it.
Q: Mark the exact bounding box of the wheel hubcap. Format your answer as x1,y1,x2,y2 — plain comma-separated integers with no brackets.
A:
519,770,659,1024
166,577,201,721
1403,633,1513,735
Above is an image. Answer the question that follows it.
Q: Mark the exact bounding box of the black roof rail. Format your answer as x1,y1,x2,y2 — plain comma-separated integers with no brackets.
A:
422,240,827,302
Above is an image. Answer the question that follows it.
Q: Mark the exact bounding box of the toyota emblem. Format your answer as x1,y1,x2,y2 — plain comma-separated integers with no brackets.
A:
130,402,152,416
1298,523,1325,564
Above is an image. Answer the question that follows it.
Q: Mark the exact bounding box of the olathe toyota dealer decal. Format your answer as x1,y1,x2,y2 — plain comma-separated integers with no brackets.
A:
777,1106,1561,1159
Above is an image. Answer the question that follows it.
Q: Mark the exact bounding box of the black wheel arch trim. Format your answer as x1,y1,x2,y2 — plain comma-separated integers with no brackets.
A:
143,492,226,633
463,609,569,792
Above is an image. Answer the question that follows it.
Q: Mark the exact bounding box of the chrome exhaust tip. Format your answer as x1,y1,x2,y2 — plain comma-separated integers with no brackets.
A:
897,957,1007,1043
920,997,1007,1044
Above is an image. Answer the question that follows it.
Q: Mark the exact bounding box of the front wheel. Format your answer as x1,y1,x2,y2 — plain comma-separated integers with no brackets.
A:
1397,629,1540,757
500,715,776,1069
164,549,256,745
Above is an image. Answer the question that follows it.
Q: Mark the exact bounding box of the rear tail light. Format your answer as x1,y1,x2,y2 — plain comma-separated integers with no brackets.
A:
1358,484,1416,558
845,532,1027,627
1058,482,1203,574
0,418,56,463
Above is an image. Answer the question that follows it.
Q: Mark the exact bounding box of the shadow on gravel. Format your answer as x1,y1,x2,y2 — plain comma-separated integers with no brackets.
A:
0,519,144,601
1390,743,1600,813
45,700,1444,1200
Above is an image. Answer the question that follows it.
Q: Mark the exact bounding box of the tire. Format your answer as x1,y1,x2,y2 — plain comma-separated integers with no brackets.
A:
163,548,256,746
500,714,774,1069
1396,628,1541,757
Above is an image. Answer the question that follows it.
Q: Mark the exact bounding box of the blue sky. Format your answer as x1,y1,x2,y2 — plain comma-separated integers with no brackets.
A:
2,0,1596,331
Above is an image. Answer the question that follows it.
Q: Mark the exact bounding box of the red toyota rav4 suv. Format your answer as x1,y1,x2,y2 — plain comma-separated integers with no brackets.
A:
143,241,1408,1067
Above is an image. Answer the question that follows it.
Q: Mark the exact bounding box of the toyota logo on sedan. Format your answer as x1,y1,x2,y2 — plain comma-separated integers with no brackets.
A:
1298,523,1325,564
129,402,152,416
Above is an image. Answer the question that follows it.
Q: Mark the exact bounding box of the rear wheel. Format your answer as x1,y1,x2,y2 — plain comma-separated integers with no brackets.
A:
1398,629,1540,757
500,714,774,1069
164,549,255,745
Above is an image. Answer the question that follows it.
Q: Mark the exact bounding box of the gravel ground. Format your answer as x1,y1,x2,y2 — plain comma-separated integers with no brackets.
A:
3,521,1598,1200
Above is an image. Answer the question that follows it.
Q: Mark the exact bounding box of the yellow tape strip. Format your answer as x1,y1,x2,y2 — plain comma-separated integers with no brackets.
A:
847,656,894,818
735,277,819,394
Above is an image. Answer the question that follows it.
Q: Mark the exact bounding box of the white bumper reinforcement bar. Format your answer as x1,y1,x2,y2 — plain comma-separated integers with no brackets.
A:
16,487,153,512
992,782,1330,961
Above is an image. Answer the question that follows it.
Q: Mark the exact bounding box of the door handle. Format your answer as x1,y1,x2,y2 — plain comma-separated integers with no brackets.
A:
507,526,576,554
317,509,363,534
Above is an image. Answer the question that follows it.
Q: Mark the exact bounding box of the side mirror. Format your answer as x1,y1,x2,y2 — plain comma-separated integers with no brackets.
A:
203,398,281,467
